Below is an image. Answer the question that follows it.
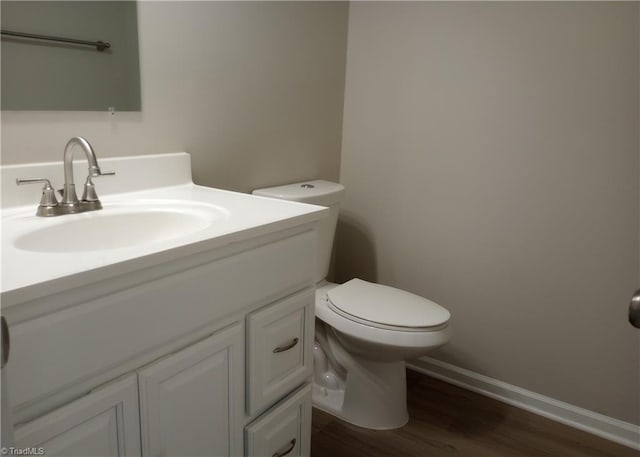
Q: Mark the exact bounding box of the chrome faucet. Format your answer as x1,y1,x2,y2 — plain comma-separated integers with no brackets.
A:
60,136,114,209
16,137,115,217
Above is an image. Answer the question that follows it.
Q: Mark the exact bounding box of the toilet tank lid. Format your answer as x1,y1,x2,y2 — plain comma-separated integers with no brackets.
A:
327,279,450,329
253,180,344,206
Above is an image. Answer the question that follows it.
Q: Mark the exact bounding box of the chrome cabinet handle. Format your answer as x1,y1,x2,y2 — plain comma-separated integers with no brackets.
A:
273,337,299,354
272,438,296,457
1,316,9,368
629,288,640,329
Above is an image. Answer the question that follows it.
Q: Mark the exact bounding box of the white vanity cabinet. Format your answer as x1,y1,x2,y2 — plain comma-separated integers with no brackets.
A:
5,228,318,457
1,153,326,457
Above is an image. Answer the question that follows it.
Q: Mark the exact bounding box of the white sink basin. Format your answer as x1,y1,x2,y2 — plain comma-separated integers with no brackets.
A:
1,152,328,302
11,200,228,253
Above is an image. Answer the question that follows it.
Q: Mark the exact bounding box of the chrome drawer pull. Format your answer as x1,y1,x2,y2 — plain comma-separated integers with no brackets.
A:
272,438,296,457
273,337,299,353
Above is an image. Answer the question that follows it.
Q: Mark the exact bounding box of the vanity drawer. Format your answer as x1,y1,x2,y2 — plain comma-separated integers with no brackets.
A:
245,384,311,457
246,289,314,415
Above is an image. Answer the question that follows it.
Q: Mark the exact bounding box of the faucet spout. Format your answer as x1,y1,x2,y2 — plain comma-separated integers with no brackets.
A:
61,137,103,205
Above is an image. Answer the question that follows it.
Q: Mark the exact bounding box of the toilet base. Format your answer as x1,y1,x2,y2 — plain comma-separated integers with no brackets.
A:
311,358,409,430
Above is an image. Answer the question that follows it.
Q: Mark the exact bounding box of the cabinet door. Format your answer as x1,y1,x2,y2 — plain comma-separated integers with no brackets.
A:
138,324,243,457
245,384,311,457
13,374,140,456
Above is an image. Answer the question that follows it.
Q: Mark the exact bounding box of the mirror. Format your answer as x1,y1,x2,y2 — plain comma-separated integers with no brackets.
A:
1,1,141,111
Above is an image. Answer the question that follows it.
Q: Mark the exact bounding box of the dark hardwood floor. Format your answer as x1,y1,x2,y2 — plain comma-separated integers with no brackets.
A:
311,370,639,457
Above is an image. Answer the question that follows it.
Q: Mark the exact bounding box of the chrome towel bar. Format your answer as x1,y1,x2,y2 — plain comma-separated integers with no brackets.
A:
1,29,110,51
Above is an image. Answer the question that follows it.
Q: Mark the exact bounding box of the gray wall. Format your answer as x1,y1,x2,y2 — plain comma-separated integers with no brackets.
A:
337,2,640,424
1,1,348,192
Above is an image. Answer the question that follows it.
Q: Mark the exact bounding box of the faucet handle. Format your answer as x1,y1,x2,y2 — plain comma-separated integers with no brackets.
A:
91,170,116,178
81,170,114,202
16,177,53,187
16,178,59,215
16,178,58,205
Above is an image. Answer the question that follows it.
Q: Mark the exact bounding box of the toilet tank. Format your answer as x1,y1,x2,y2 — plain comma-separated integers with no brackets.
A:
253,180,345,283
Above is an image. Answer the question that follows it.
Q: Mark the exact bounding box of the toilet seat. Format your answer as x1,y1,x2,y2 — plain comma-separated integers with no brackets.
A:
315,280,452,358
326,279,450,332
326,304,448,332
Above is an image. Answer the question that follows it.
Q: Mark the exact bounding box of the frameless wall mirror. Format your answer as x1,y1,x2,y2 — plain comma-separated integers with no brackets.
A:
1,1,141,111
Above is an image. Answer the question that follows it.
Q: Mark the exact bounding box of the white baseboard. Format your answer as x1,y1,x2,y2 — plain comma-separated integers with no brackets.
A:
407,356,640,451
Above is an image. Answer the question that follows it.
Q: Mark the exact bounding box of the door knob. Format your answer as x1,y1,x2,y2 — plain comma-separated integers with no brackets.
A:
629,289,640,328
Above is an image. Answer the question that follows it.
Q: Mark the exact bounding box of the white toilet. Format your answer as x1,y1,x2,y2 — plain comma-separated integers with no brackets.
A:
253,180,451,430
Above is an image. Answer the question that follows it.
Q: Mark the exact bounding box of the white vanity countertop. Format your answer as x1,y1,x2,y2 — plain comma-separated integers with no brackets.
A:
1,153,328,307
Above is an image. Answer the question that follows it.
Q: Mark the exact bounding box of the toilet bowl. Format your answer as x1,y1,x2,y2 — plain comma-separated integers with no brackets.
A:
312,280,450,429
252,180,451,430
